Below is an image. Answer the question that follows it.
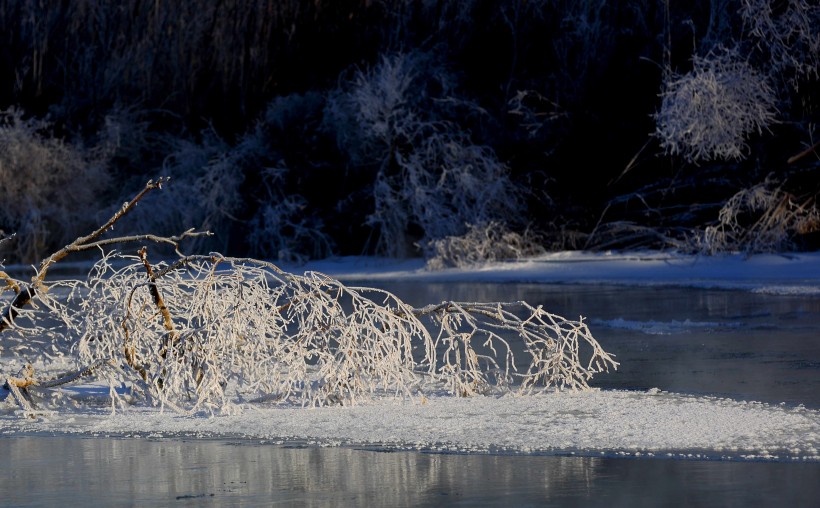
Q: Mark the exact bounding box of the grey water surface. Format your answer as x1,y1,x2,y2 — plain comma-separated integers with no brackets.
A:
2,283,819,507
1,435,819,507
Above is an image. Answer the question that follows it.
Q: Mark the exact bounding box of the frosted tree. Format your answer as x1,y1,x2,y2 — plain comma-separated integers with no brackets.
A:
1,180,616,416
0,109,112,262
325,52,533,261
700,178,820,254
655,0,820,162
655,47,777,162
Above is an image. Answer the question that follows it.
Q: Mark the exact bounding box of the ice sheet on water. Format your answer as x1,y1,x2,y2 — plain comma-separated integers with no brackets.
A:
3,251,819,460
2,388,818,462
589,318,742,335
750,285,820,296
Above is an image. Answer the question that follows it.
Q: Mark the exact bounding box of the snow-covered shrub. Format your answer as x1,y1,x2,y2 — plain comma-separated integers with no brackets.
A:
739,0,820,82
655,47,778,162
426,221,546,270
326,52,527,259
0,109,111,262
379,138,526,259
325,52,425,166
699,179,819,254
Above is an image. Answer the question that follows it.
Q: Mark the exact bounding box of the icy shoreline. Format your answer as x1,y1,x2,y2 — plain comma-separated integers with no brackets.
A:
6,250,819,291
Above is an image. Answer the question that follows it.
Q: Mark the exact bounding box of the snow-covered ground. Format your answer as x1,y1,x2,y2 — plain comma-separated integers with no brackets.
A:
3,251,820,461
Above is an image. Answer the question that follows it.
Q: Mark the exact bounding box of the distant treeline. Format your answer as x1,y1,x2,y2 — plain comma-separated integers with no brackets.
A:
0,1,818,265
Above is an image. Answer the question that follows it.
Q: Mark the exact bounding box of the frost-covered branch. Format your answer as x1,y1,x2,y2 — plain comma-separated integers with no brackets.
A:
0,178,208,335
50,253,615,412
1,181,616,415
2,251,617,414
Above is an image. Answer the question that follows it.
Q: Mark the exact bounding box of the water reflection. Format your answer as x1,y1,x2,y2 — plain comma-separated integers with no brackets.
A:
2,436,819,507
0,436,600,506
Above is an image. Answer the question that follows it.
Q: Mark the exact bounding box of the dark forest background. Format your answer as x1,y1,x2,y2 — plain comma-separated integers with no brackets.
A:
0,0,818,266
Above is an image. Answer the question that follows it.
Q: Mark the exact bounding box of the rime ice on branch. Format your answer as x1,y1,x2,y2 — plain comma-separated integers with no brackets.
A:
1,180,616,415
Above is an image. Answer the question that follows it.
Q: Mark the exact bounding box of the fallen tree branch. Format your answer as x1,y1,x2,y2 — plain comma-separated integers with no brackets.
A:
34,359,113,389
1,181,617,415
2,361,114,415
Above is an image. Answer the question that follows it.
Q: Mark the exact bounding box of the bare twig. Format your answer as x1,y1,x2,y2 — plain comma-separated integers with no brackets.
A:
0,178,207,333
35,178,169,285
787,140,820,164
66,229,210,257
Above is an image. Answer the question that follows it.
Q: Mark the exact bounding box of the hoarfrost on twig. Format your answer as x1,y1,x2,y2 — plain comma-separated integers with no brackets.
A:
1,179,616,415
